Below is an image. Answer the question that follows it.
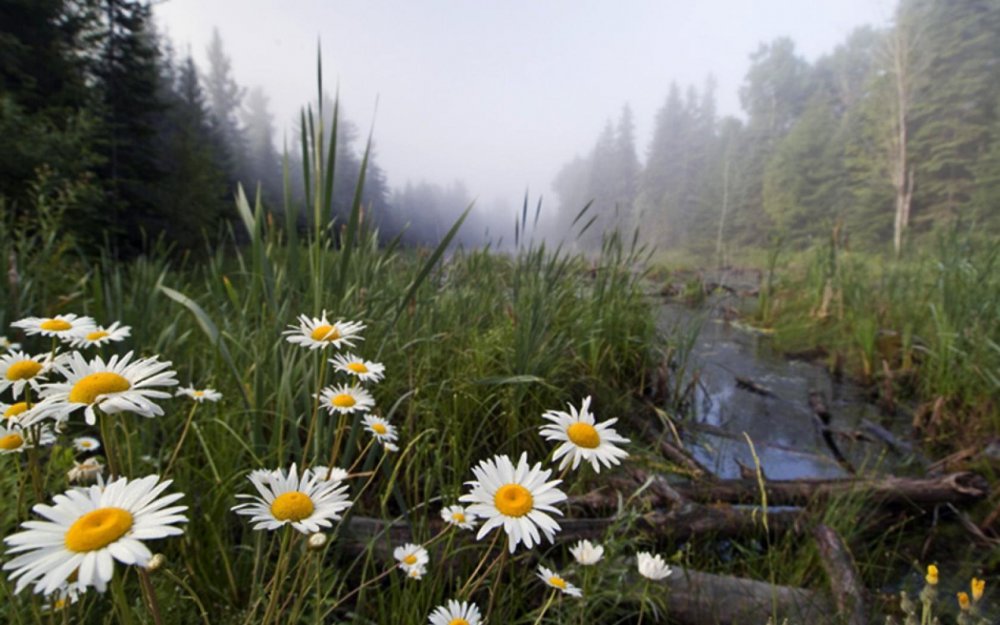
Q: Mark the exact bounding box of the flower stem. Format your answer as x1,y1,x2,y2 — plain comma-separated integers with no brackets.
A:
532,590,558,625
137,568,165,625
163,401,199,476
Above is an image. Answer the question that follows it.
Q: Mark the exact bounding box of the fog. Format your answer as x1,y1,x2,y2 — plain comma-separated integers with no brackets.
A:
154,0,893,222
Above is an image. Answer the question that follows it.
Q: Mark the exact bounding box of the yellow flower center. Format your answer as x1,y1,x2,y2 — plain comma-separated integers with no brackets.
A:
566,422,601,449
80,440,93,448
926,565,939,586
548,576,567,589
270,491,315,522
371,422,387,435
403,554,418,565
346,362,369,374
448,620,470,625
85,331,109,341
494,483,533,517
452,512,466,523
193,391,204,397
4,402,29,419
68,372,131,404
64,507,133,552
0,433,24,450
310,324,340,342
331,393,356,408
958,592,970,610
6,360,42,381
40,319,72,332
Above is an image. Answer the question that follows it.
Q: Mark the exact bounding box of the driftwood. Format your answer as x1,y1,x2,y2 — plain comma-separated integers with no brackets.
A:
813,524,866,625
674,472,989,507
735,375,776,397
665,566,831,625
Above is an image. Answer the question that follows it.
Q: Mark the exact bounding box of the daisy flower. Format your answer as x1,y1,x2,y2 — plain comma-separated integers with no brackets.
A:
429,599,482,625
11,314,96,339
2,401,36,423
539,396,629,473
383,442,400,453
406,564,427,580
67,458,105,484
284,312,365,351
319,383,375,415
441,504,477,530
309,466,349,483
41,581,82,612
3,474,188,594
0,350,57,399
73,436,101,453
569,539,604,565
393,543,429,575
175,386,222,403
0,423,55,454
329,353,385,383
0,336,21,352
459,452,567,553
537,565,582,597
636,552,673,581
232,464,352,535
361,414,398,446
66,322,131,349
33,351,178,426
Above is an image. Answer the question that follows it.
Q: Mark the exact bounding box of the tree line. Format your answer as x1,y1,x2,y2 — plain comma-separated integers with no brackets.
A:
0,0,488,255
552,0,1000,258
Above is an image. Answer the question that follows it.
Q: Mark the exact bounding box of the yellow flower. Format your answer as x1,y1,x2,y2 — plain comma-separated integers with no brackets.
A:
971,577,985,601
957,592,970,611
926,564,938,586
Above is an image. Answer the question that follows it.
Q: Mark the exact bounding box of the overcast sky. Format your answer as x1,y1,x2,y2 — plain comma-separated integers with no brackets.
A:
154,0,894,213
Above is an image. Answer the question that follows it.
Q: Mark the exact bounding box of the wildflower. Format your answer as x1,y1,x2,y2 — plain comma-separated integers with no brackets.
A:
309,466,349,483
34,351,177,426
394,543,429,576
406,564,427,580
441,505,477,530
926,564,938,586
958,591,970,611
232,464,352,535
569,539,604,565
2,401,36,423
72,436,101,453
428,600,482,625
319,383,375,416
0,351,57,399
67,458,105,484
284,312,365,350
11,314,95,339
460,452,566,553
539,396,629,473
383,442,400,452
330,353,385,383
175,386,222,403
67,322,130,349
361,414,397,446
971,577,985,602
3,475,187,594
146,553,165,572
537,565,582,597
637,552,673,581
0,336,21,352
307,533,328,551
0,423,55,454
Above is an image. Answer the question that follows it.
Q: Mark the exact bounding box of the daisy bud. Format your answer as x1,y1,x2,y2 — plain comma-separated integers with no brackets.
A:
308,533,328,551
146,553,166,572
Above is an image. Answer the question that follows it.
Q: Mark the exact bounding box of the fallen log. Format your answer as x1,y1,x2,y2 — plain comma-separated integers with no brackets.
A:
675,472,989,507
663,565,831,625
813,524,866,625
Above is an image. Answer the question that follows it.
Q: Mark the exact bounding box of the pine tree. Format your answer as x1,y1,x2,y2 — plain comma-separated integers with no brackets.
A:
242,86,281,204
205,28,245,187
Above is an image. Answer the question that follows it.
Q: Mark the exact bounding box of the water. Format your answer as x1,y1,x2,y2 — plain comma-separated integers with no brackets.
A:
658,300,908,480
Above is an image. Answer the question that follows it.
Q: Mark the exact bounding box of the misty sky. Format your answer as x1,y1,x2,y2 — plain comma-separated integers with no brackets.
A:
155,0,894,212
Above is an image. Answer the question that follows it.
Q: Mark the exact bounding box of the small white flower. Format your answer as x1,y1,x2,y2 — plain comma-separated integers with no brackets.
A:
175,386,222,403
428,600,482,625
11,314,96,339
361,414,397,446
406,564,426,580
67,458,105,484
636,551,673,581
383,442,400,453
232,464,352,535
393,543,429,576
539,396,629,473
569,539,604,565
66,322,131,349
329,353,385,383
537,565,582,597
1,401,39,425
318,383,375,415
0,351,58,399
284,312,365,351
441,505,477,530
0,336,21,352
0,423,55,454
72,436,101,453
